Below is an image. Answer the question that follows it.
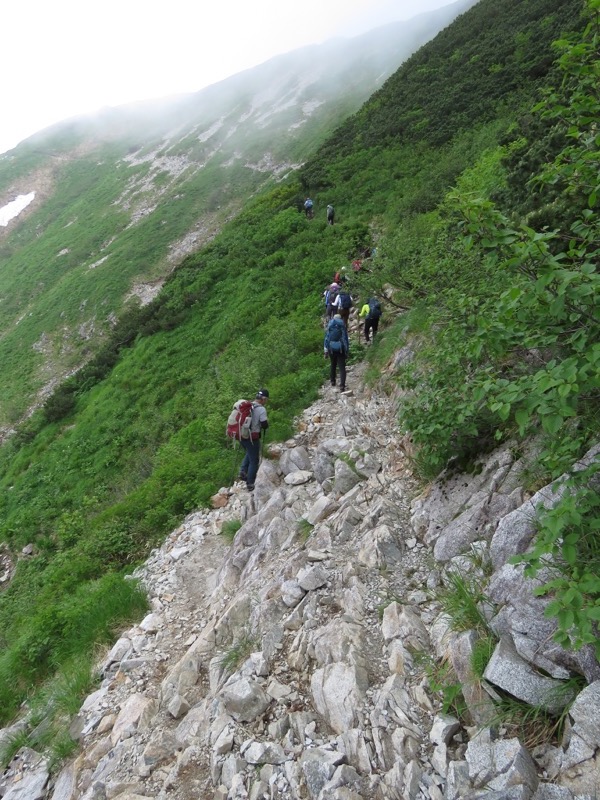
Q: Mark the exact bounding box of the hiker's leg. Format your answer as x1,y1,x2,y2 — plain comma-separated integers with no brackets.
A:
364,320,370,342
329,352,338,386
245,439,261,486
340,309,349,328
240,440,251,478
339,353,347,391
372,318,379,338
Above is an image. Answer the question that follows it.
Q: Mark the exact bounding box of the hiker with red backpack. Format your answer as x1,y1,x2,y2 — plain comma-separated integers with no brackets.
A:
226,389,270,492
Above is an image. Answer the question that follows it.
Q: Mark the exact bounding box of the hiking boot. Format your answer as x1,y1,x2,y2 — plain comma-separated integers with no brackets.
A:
238,470,247,481
246,483,255,492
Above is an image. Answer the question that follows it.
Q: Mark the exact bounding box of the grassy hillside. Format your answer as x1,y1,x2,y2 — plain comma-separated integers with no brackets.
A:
0,0,595,761
0,8,470,432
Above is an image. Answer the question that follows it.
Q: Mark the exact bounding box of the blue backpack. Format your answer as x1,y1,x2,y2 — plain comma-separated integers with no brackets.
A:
328,320,345,352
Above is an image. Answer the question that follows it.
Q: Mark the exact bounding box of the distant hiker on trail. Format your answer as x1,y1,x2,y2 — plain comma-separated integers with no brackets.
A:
324,314,349,392
360,297,383,342
236,389,269,492
304,197,314,219
324,281,340,322
334,288,353,328
326,204,335,225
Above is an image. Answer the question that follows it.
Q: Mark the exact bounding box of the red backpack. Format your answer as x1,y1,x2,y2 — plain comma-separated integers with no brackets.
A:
226,399,255,441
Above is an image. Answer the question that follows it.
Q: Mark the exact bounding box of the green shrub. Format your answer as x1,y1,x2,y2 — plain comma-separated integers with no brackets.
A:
437,568,492,636
221,519,243,543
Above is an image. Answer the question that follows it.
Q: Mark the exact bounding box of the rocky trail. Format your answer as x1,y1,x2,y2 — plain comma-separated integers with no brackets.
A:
2,361,599,800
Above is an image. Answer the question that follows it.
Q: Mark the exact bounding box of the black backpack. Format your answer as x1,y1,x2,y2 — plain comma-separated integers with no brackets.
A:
368,298,382,318
338,292,352,310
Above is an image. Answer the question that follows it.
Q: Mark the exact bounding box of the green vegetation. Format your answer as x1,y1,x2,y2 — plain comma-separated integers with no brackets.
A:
436,567,492,635
0,655,96,770
220,519,243,543
416,651,467,718
470,634,497,680
0,0,594,742
297,518,315,543
487,683,584,750
219,631,258,673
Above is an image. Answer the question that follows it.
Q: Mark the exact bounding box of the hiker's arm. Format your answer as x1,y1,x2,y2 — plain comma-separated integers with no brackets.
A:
258,407,269,430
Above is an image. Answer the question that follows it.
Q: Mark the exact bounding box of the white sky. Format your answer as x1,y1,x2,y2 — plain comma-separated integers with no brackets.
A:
1,0,457,156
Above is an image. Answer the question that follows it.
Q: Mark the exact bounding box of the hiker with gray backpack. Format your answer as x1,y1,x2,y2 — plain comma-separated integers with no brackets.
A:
324,314,349,393
226,389,270,491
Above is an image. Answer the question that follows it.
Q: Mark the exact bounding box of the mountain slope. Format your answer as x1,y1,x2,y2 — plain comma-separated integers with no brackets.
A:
0,0,475,433
0,0,591,740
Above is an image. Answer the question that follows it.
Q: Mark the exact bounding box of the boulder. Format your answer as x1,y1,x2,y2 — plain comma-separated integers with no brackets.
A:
483,638,577,714
311,663,368,734
219,676,270,722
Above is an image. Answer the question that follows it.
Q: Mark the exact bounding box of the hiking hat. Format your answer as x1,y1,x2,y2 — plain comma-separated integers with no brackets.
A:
256,388,270,399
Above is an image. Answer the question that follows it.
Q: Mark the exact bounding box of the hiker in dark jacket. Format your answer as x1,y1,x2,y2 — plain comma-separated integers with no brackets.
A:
333,289,353,329
359,297,383,342
239,389,269,491
326,204,335,225
324,314,350,392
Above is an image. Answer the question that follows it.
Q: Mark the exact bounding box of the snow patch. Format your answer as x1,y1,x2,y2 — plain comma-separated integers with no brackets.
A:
0,192,35,226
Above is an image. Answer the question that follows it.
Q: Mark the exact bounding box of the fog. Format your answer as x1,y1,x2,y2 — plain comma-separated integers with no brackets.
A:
0,0,463,155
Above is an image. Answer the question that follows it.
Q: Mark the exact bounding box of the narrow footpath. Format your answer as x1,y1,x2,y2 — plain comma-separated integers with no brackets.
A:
5,358,598,800
38,360,444,800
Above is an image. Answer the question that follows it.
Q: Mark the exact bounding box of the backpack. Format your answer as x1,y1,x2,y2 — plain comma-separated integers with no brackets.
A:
338,292,352,310
327,284,339,307
226,399,254,441
304,198,313,209
368,298,382,318
327,320,345,352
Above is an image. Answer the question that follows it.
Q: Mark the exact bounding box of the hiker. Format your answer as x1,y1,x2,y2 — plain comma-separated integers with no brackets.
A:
334,287,353,328
324,281,340,321
359,297,383,342
304,197,314,219
238,389,270,491
326,204,335,225
324,314,349,392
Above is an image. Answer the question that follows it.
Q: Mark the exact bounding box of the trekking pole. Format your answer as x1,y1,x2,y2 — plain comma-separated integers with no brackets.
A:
229,440,240,486
260,430,267,464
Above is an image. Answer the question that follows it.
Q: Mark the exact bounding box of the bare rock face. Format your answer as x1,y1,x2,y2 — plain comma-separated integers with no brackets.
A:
7,363,599,800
